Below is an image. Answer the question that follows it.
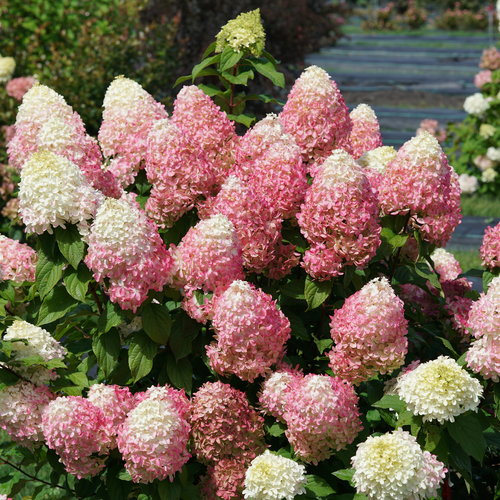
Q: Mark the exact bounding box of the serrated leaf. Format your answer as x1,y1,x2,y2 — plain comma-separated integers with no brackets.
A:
304,277,332,310
64,265,92,302
372,394,406,412
249,58,285,87
305,475,336,496
37,287,76,325
219,47,243,72
36,252,64,299
221,68,254,85
169,313,199,361
98,300,123,333
332,469,354,483
118,470,132,481
68,371,89,387
128,333,157,382
198,83,223,97
92,330,121,377
166,353,192,394
174,75,192,87
227,113,255,127
266,422,285,437
55,225,85,269
447,413,487,463
192,54,220,80
142,303,172,345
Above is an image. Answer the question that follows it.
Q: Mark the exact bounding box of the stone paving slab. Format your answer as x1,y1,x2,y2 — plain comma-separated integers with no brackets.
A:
448,217,499,250
332,44,485,55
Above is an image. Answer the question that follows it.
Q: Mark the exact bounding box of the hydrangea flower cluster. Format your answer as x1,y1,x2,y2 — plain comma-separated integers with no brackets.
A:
84,193,173,312
0,382,54,444
6,76,36,100
396,356,483,423
328,277,408,384
42,396,110,478
297,150,380,280
352,429,447,500
378,132,461,246
431,248,462,281
348,104,383,159
480,222,500,270
283,374,362,463
243,451,307,500
463,93,491,116
215,9,265,57
280,66,352,168
0,235,37,282
3,319,67,384
117,386,191,483
18,151,102,235
8,84,120,197
0,56,15,83
207,280,291,381
98,77,167,187
466,277,500,381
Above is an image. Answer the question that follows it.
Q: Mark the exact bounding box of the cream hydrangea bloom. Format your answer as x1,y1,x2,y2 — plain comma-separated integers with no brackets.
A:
352,429,446,500
0,56,15,83
482,168,498,183
358,146,397,174
396,356,482,423
243,450,307,500
480,124,496,138
215,9,266,57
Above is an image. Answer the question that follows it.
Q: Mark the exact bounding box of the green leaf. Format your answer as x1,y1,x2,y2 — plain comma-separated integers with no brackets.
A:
305,475,336,497
169,313,199,361
304,277,332,310
332,469,354,484
219,47,243,72
281,279,305,300
128,333,157,382
166,353,192,394
0,367,20,385
98,301,123,333
227,113,255,127
37,287,76,325
174,75,192,87
142,303,172,345
221,68,254,85
55,225,85,269
447,413,487,463
191,54,220,80
266,422,285,437
380,227,409,249
64,265,92,302
424,424,442,452
118,470,132,481
92,330,121,377
158,480,181,500
483,271,495,292
68,371,89,387
36,251,64,299
372,394,406,412
198,83,223,97
314,338,333,354
201,41,217,59
286,310,310,340
248,58,285,87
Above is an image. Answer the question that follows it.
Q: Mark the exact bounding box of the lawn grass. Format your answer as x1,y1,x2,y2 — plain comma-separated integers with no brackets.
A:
461,195,500,218
449,249,482,272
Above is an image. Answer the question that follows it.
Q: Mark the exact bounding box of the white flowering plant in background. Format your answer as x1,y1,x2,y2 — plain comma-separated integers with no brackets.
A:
0,10,498,500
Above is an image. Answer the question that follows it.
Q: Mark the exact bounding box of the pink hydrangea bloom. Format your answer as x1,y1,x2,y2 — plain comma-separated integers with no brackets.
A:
378,132,461,246
98,77,167,187
442,278,474,336
480,222,500,270
431,248,462,281
474,70,492,88
200,458,247,500
8,84,120,197
172,85,238,189
416,119,447,143
171,214,244,294
480,47,500,70
117,386,191,483
0,382,54,444
279,66,352,169
232,114,307,219
297,149,381,280
199,176,297,277
0,235,37,282
42,396,109,478
283,374,362,463
145,119,218,227
190,381,266,465
348,104,383,159
328,277,408,384
466,277,499,380
85,193,173,312
6,76,36,101
206,280,291,381
258,365,303,420
87,384,136,448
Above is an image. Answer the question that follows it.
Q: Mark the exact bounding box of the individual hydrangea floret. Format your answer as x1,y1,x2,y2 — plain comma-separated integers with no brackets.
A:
352,429,447,500
18,151,102,235
98,76,167,187
348,104,383,159
190,381,266,465
42,396,110,478
243,450,307,500
431,248,462,281
328,277,408,385
480,222,500,270
283,374,362,463
297,149,380,280
117,385,191,483
396,355,483,423
0,381,54,444
207,280,291,381
85,193,173,312
0,56,15,83
0,235,37,282
280,66,352,168
215,9,266,57
6,76,36,100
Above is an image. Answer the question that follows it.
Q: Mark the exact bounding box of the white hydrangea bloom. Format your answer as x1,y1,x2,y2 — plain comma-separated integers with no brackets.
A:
358,146,397,174
243,450,307,500
0,56,16,83
396,356,482,423
486,147,500,162
463,93,490,115
352,429,446,500
458,173,479,194
18,151,102,234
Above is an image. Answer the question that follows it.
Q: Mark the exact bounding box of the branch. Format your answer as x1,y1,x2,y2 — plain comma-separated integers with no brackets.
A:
89,283,103,315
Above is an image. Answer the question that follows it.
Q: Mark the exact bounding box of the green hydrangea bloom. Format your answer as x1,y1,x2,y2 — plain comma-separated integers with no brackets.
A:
215,9,266,57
